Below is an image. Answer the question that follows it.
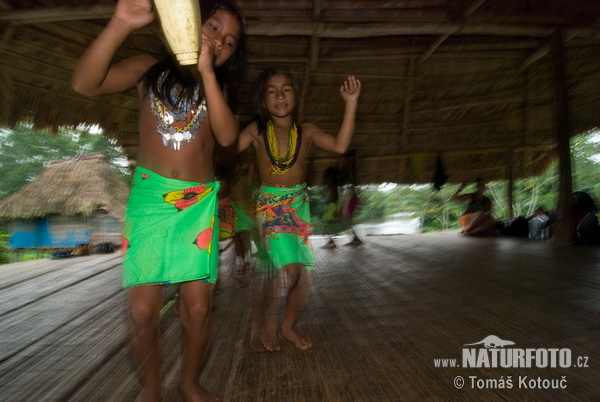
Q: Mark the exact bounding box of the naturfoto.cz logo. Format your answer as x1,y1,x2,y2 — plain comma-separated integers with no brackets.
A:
433,335,590,369
462,335,571,368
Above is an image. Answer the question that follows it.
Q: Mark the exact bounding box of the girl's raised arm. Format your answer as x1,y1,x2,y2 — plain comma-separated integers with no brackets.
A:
72,0,157,96
197,39,239,147
236,123,256,153
311,76,361,154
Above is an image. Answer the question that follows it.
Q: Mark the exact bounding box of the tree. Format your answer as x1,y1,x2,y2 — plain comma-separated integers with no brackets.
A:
571,131,600,197
0,123,129,200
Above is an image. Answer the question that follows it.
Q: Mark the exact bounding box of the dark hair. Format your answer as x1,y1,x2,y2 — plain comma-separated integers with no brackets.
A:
143,0,246,111
324,166,338,182
253,67,300,135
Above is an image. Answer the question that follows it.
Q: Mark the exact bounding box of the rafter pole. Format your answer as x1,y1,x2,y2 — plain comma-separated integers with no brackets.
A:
309,35,320,71
463,0,488,16
299,0,322,120
310,0,321,71
521,34,574,69
418,33,450,64
298,64,310,122
418,0,487,64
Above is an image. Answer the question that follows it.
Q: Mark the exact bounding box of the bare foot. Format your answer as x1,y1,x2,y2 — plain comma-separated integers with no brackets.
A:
280,328,313,351
250,333,265,352
250,317,265,352
178,383,220,402
260,322,281,352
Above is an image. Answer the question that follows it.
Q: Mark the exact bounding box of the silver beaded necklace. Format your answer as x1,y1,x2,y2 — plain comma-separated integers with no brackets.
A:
149,73,207,151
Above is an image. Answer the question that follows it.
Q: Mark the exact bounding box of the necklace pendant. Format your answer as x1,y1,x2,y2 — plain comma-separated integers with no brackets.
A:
163,112,174,124
173,132,185,142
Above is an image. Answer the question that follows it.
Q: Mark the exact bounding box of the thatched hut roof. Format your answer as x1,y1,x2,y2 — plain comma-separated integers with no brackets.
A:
0,153,129,220
1,1,600,185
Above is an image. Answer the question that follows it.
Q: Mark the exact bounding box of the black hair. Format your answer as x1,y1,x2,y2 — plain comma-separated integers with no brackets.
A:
253,66,300,135
324,166,338,183
143,0,246,111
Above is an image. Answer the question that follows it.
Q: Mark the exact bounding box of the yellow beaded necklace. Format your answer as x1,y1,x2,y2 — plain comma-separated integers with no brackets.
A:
264,120,302,175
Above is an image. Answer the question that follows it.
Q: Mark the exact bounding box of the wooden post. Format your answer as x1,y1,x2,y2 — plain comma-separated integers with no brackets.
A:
549,30,572,247
506,151,514,220
401,58,415,150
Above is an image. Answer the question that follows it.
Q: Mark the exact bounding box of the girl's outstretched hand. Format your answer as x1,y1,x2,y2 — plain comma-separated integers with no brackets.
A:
340,76,361,103
114,0,155,31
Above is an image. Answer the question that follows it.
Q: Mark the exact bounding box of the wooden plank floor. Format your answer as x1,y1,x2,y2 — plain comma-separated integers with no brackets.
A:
1,233,599,401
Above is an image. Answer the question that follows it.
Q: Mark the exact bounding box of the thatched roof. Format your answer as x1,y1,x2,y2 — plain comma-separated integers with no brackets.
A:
0,153,130,220
1,1,600,185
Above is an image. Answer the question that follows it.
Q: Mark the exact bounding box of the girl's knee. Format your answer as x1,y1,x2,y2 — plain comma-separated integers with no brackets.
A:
129,302,160,329
127,286,163,329
179,300,211,331
282,263,308,286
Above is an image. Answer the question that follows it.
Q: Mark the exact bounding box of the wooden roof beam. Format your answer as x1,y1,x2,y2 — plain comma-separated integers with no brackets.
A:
248,21,598,39
0,5,114,23
3,7,600,40
310,143,556,164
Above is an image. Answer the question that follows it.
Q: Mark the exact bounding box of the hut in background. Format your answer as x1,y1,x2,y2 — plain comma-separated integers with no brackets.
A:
0,153,129,250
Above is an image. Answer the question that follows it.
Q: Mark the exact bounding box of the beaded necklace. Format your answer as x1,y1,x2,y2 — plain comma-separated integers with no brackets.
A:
149,72,207,151
263,120,302,175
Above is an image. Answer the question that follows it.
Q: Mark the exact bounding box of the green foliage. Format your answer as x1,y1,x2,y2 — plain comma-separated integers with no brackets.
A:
308,185,329,234
0,123,129,200
571,131,600,197
353,185,385,221
315,131,600,234
0,233,10,264
1,124,598,240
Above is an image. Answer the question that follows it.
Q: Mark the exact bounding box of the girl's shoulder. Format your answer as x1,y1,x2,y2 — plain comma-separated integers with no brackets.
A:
298,122,326,144
241,121,260,138
298,121,318,135
125,55,160,75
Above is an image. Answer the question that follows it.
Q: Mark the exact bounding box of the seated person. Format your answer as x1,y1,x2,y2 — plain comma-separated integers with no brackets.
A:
452,178,498,236
570,191,600,245
528,206,551,239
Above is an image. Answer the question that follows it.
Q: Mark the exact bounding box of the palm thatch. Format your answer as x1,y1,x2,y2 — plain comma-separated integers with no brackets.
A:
1,1,600,185
0,153,129,220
